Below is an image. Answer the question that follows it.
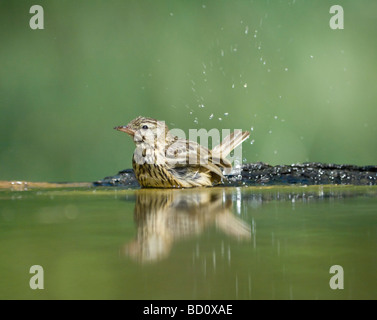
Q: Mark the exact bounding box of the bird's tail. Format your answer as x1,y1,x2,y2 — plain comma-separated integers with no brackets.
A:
211,130,250,170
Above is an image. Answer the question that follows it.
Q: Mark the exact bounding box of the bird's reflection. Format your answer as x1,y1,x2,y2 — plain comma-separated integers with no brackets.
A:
123,188,251,264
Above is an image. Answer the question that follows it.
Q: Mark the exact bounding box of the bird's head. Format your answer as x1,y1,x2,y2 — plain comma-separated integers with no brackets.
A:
115,116,171,146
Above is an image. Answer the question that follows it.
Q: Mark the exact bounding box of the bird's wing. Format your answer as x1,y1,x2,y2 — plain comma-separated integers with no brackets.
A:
164,139,224,178
212,130,250,159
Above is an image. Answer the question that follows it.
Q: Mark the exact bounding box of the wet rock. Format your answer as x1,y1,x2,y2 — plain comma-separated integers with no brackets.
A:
93,169,139,187
94,162,377,187
233,162,377,186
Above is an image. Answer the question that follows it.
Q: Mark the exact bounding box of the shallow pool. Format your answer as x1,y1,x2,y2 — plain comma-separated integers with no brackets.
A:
0,185,376,299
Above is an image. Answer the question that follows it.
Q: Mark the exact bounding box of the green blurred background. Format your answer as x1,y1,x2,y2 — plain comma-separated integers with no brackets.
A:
1,0,376,182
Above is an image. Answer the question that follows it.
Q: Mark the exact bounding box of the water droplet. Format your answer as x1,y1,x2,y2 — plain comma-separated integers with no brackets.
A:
243,83,248,88
274,116,278,119
263,61,266,65
310,55,314,59
274,150,278,154
194,117,198,124
220,49,224,57
218,117,222,121
209,114,214,120
231,84,235,88
284,67,288,71
202,4,206,9
198,104,205,108
224,112,229,116
245,26,249,34
250,126,254,131
250,139,255,145
169,12,174,16
268,130,272,134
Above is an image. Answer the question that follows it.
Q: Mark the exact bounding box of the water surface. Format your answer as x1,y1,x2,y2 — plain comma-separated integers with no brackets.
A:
0,185,376,299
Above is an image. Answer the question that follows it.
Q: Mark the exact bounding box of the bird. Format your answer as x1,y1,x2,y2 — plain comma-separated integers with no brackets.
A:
115,116,249,188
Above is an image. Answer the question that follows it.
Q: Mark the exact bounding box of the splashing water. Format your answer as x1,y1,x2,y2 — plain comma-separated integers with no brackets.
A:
231,159,243,175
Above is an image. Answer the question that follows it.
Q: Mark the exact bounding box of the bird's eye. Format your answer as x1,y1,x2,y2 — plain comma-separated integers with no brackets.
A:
142,125,148,130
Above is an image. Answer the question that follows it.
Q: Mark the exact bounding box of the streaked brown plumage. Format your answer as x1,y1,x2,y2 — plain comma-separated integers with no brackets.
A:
115,116,249,188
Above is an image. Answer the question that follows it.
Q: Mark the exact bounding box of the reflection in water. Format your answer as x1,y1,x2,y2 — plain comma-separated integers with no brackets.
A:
124,188,251,264
123,185,377,266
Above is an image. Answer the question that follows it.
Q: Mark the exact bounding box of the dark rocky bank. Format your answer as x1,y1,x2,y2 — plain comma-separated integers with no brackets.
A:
94,162,377,187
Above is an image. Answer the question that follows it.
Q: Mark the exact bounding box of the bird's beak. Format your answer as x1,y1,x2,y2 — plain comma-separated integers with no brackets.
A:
114,125,135,136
